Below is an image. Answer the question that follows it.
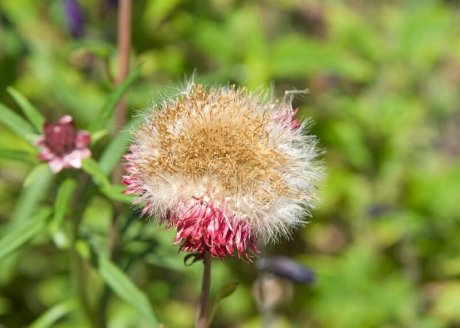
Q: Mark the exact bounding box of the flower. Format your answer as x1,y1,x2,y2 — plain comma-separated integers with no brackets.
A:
63,0,85,38
36,115,91,173
123,84,323,258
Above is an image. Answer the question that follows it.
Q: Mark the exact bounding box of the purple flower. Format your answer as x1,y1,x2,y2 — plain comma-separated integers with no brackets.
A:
63,0,85,38
36,115,91,174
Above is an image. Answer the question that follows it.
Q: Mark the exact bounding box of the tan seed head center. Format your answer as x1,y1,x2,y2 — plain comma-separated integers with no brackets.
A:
139,85,290,204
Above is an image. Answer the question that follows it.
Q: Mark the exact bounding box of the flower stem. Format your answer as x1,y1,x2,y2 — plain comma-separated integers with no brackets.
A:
115,0,131,130
113,0,131,183
256,243,273,328
196,251,212,328
96,2,132,325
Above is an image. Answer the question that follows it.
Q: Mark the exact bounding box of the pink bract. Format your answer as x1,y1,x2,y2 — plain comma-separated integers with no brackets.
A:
174,198,258,259
36,115,91,173
275,108,301,130
122,156,258,258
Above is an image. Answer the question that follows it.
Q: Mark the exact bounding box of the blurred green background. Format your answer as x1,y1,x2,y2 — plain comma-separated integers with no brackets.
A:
1,0,460,327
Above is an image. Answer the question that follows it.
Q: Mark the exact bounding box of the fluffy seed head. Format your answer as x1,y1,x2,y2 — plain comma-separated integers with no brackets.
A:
124,83,323,258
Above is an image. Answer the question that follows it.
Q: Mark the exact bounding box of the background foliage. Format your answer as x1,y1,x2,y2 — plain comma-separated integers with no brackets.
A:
1,0,460,327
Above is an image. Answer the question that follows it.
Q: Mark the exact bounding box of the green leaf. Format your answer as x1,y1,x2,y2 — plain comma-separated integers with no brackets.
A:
24,164,50,187
51,178,77,232
90,130,109,145
0,149,36,164
101,184,133,204
29,299,77,328
71,40,115,58
12,167,54,223
144,0,183,26
98,254,158,325
81,158,111,190
89,65,142,132
82,159,132,203
98,117,141,175
209,282,239,323
0,102,36,143
7,87,45,132
0,208,51,261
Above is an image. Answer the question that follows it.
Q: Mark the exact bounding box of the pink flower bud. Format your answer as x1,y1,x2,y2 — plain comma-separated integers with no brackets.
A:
36,115,91,173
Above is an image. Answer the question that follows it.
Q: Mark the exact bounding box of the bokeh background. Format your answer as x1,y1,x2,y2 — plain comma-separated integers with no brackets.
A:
1,0,460,327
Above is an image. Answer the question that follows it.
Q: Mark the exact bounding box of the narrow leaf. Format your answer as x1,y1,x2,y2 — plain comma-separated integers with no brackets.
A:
214,281,239,301
81,158,111,189
209,282,239,323
24,164,50,187
29,299,77,328
51,178,77,230
7,87,45,132
82,159,131,203
90,130,108,145
0,102,36,143
0,149,36,164
12,168,54,223
101,184,133,204
89,65,142,132
98,117,141,175
98,254,158,324
0,208,52,261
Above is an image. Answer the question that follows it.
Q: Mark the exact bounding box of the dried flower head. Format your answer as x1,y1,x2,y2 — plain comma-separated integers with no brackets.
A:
36,115,91,173
124,84,322,258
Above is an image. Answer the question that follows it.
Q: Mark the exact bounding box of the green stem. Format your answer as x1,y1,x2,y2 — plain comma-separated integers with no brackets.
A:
96,1,132,325
196,252,212,328
70,175,97,327
70,244,97,327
